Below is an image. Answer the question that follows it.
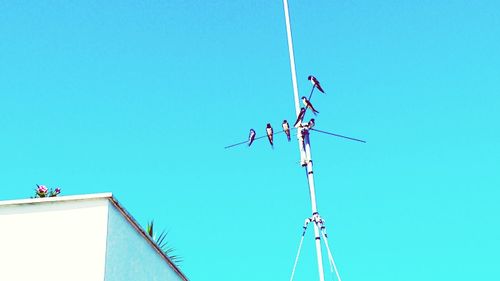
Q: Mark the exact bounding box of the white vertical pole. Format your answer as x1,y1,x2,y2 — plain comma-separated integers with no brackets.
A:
282,1,326,281
282,0,307,164
304,130,318,211
282,0,306,166
282,0,301,116
304,129,325,281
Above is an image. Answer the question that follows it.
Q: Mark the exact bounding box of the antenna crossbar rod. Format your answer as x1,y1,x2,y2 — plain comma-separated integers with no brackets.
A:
311,128,366,143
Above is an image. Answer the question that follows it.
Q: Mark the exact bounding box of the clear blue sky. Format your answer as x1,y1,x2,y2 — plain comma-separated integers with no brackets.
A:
1,1,499,280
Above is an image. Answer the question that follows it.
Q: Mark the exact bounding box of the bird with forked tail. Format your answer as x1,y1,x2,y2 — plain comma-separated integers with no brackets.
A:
293,107,306,127
308,75,325,93
302,96,319,115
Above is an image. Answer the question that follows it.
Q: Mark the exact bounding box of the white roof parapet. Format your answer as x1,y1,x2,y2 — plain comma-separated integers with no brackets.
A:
0,192,114,207
0,192,188,281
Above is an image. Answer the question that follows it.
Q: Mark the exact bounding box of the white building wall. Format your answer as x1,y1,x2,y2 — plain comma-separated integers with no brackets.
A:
0,197,109,281
104,201,184,281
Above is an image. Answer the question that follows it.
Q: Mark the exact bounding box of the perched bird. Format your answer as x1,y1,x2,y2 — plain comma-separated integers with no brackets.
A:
266,123,274,147
308,118,315,129
293,107,306,127
302,96,319,115
308,75,325,93
282,120,291,141
248,129,256,146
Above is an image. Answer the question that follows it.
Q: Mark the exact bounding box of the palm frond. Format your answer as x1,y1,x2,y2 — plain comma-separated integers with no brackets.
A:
146,221,154,237
146,220,182,265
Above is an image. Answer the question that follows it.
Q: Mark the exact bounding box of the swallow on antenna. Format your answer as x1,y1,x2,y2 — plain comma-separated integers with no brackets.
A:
248,129,256,146
282,120,291,141
308,75,325,93
266,123,274,147
302,96,319,115
308,118,315,129
293,107,306,127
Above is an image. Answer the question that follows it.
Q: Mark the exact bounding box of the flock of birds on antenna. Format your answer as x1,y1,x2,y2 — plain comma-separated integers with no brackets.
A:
225,75,365,149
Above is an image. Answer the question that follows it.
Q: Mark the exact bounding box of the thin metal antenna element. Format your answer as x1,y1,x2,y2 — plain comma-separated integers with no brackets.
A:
311,128,366,143
320,228,342,281
289,220,308,281
308,85,316,101
224,131,285,149
223,129,363,149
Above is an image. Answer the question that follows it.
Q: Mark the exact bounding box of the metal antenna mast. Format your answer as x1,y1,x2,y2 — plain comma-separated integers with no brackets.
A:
282,1,336,281
282,0,301,116
224,2,365,280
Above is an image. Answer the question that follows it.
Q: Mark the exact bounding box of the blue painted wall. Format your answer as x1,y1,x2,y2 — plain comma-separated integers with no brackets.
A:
104,202,185,281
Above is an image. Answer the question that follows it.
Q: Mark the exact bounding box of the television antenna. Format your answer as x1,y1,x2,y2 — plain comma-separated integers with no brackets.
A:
224,2,365,281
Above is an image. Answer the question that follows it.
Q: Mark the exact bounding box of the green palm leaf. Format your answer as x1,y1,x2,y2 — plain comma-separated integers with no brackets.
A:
146,220,182,265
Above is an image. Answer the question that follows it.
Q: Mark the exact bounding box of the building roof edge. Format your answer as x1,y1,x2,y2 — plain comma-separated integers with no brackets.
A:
0,193,113,207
